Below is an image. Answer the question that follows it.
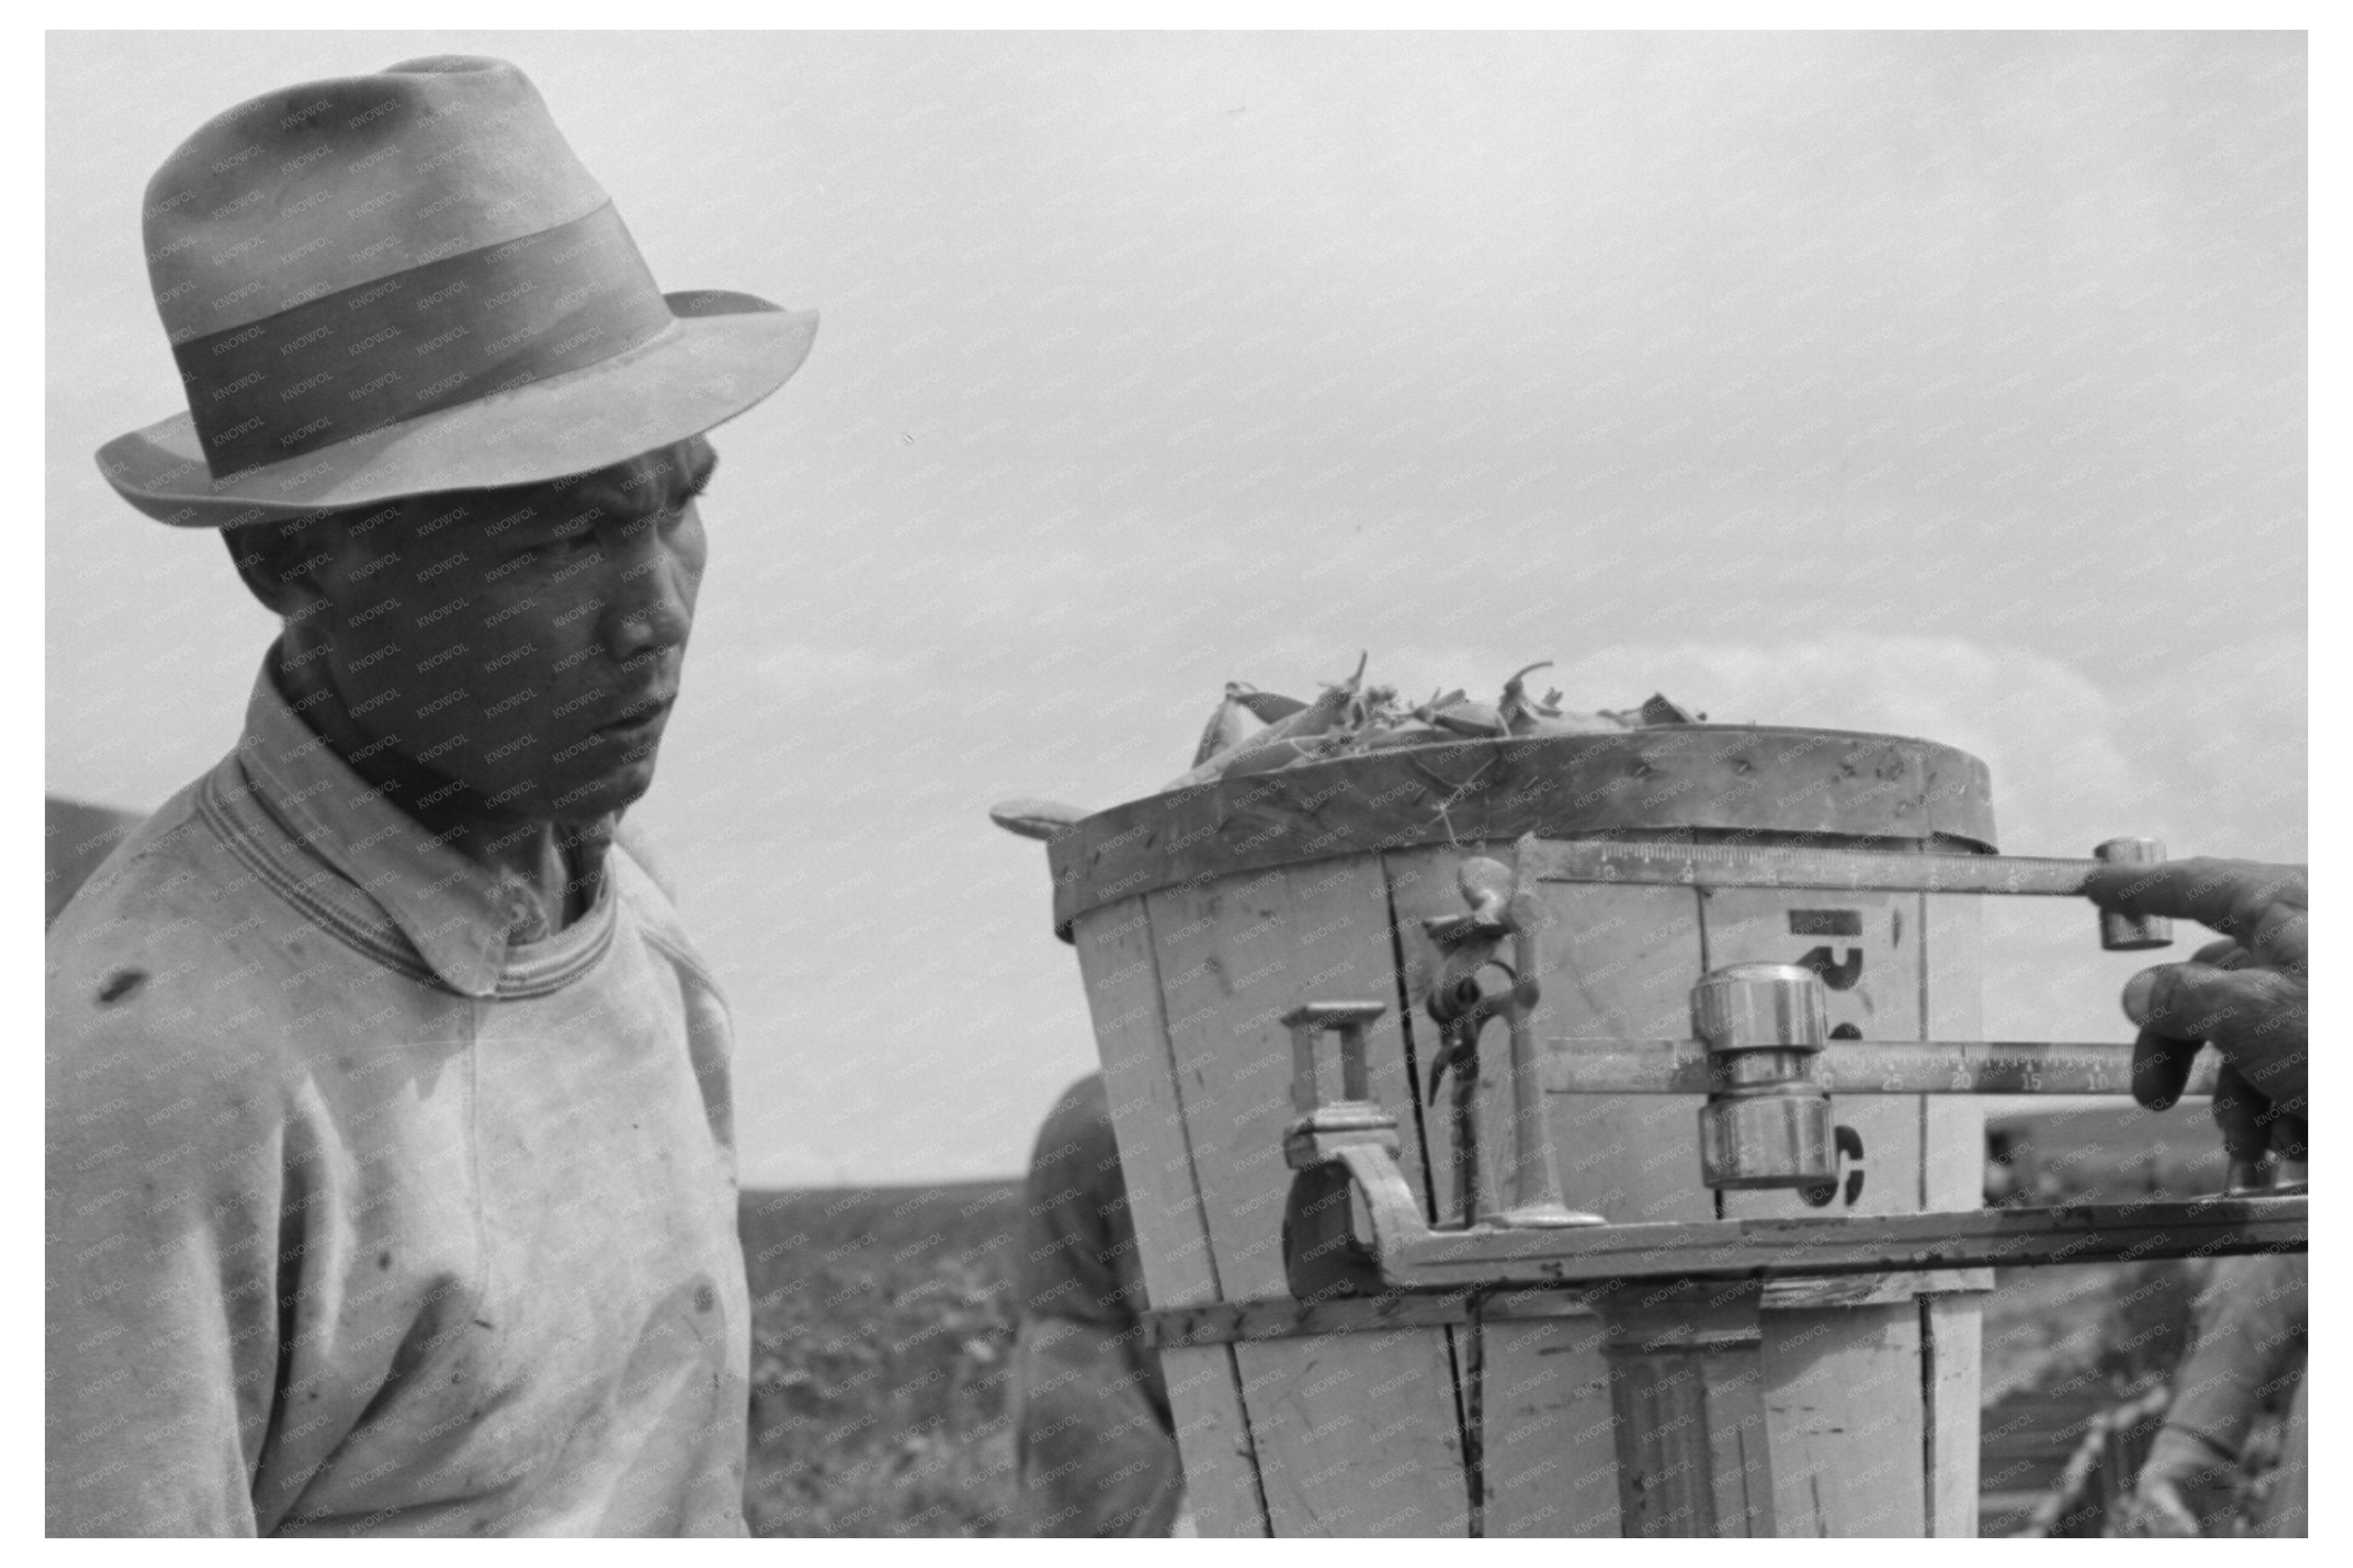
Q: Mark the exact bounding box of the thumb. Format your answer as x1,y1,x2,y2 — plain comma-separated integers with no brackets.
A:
2130,1026,2205,1113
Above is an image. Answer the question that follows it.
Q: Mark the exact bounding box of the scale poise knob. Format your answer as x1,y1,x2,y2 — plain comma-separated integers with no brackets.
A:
2093,837,2174,951
1690,962,1838,1191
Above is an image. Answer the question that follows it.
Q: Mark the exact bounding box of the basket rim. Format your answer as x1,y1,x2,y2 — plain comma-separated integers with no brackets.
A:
1045,725,1997,939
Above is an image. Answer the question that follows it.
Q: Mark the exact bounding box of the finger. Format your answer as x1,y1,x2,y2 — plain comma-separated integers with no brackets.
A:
2191,939,2247,968
2082,857,2305,939
2121,963,2307,1078
2270,1110,2307,1165
2130,1026,2203,1112
2209,1061,2267,1164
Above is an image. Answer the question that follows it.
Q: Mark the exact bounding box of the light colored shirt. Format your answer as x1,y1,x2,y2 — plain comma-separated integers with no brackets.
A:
2166,1252,2306,1537
46,661,749,1537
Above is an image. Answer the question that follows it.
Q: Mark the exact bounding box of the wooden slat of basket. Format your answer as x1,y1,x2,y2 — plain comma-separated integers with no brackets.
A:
1075,899,1270,1536
1148,859,1472,1536
1756,1304,1929,1535
1474,1309,1620,1536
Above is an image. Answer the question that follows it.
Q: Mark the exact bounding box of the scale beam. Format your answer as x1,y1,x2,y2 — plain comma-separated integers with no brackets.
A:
1525,839,2116,895
1538,1037,2213,1097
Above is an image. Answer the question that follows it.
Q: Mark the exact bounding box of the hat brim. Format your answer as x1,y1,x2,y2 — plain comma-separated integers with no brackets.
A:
97,291,818,526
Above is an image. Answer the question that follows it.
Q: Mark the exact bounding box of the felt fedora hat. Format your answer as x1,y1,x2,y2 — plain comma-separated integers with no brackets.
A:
97,55,818,528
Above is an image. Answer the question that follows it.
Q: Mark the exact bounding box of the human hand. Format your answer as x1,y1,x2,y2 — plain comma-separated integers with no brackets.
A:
2192,941,2309,1172
2080,859,2306,1130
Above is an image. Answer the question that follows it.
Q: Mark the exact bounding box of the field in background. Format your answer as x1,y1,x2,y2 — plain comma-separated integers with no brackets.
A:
738,1183,1027,1536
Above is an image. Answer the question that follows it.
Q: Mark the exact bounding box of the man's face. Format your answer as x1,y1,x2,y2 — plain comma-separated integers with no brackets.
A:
295,437,715,825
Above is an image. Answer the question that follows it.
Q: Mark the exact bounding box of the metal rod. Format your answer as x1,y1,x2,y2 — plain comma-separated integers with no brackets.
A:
1538,1038,2215,1097
1502,998,1575,1215
1526,840,2108,896
1450,1023,1482,1228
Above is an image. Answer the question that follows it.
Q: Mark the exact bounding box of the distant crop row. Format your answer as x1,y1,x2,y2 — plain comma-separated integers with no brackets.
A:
740,1184,1027,1537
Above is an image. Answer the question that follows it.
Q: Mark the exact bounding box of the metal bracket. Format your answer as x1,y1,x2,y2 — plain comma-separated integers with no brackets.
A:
1279,1001,1398,1300
1418,836,1602,1231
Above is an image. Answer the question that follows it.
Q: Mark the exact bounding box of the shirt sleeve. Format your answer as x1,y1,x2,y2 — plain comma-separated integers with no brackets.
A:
46,967,287,1535
2164,1252,2309,1457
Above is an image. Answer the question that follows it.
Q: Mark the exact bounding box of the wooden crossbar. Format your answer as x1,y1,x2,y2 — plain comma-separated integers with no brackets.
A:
1142,1268,1993,1350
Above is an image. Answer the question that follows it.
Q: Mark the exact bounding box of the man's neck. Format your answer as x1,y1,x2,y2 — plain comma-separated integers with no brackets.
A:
269,640,604,930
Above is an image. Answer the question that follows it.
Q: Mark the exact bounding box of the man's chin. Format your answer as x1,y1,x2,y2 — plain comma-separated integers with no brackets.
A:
546,756,660,822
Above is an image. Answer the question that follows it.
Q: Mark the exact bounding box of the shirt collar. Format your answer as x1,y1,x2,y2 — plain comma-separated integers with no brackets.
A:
232,654,604,998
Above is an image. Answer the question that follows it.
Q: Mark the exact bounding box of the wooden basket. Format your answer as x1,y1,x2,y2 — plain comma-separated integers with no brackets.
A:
1047,726,1998,1536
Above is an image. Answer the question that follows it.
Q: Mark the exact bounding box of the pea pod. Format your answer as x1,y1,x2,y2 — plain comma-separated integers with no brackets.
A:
1355,721,1447,751
1428,702,1505,738
1221,736,1342,779
1161,653,1369,791
1231,687,1309,725
1639,693,1700,725
1498,661,1558,736
1192,684,1270,766
1508,710,1632,737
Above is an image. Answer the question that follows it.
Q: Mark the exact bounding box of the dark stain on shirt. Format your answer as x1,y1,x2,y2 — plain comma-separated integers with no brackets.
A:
96,968,148,1004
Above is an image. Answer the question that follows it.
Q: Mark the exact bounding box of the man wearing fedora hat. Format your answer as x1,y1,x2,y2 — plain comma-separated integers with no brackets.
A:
47,56,815,1536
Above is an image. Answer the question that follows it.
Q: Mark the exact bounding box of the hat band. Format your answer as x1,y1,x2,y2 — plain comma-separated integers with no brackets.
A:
175,202,675,481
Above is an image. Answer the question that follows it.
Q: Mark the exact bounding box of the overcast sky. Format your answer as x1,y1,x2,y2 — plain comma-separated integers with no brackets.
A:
47,31,2304,1185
